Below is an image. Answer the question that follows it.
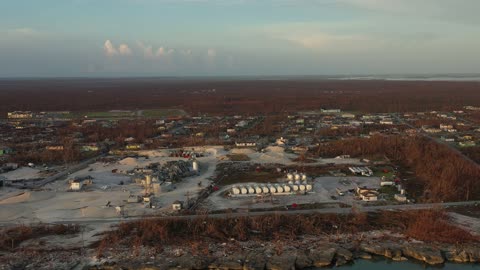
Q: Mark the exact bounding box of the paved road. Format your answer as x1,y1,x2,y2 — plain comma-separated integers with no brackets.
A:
2,199,476,226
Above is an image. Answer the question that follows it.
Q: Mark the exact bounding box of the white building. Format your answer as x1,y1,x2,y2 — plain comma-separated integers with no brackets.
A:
70,180,83,191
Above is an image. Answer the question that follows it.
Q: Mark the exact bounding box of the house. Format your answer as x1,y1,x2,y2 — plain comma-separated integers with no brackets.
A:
45,145,64,151
341,113,355,119
235,141,257,148
440,124,454,130
172,200,183,210
125,144,143,150
321,108,341,113
81,144,99,152
7,111,33,119
349,167,373,176
356,187,378,202
379,120,394,125
291,145,309,153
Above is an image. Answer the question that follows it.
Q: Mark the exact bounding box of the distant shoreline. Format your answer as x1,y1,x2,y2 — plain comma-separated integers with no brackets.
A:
1,74,480,82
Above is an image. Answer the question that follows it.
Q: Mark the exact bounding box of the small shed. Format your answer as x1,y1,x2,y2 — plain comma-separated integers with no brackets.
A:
172,200,183,211
394,194,407,202
70,180,83,191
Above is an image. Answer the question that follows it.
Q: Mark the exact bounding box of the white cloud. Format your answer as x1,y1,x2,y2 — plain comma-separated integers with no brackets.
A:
181,49,192,55
155,47,174,57
118,44,132,55
104,40,118,56
8,28,37,35
104,40,133,56
207,48,216,57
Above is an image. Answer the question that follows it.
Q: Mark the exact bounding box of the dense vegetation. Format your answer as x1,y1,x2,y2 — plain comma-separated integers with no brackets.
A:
1,79,480,116
96,209,477,256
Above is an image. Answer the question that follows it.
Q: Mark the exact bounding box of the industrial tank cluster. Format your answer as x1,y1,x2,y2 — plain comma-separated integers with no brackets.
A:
230,182,313,196
286,172,308,182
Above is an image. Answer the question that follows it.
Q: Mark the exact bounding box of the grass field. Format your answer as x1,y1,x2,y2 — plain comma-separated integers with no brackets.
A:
57,108,186,119
141,108,187,118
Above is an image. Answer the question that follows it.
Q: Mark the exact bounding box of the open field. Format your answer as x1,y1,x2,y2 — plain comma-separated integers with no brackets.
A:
141,108,187,118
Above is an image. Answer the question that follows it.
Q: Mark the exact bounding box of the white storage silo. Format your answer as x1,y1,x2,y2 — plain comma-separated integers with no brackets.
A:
269,185,277,194
283,184,291,192
192,160,199,172
299,184,306,191
287,173,294,181
232,187,241,195
292,185,299,191
255,185,263,194
301,173,307,181
306,184,313,191
240,186,248,194
294,173,301,181
248,185,255,194
262,185,270,193
276,184,284,193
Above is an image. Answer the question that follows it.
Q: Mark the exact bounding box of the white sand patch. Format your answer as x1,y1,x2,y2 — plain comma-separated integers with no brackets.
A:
119,157,138,166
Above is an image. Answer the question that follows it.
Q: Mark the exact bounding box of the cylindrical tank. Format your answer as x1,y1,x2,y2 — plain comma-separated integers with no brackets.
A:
292,185,299,191
287,173,294,180
301,174,307,181
192,160,199,171
306,184,313,191
262,185,270,193
276,184,284,193
299,184,306,191
232,187,241,195
283,184,291,192
255,185,262,194
294,173,301,181
401,189,405,195
269,185,277,194
240,186,248,194
248,186,255,194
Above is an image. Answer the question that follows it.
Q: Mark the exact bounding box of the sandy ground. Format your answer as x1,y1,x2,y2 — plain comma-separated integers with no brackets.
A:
0,167,42,181
0,146,377,224
0,147,224,224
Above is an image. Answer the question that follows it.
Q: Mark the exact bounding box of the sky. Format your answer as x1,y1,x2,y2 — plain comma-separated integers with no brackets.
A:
1,0,480,77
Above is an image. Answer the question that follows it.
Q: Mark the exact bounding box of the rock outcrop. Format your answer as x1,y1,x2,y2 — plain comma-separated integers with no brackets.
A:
308,248,336,267
402,245,444,265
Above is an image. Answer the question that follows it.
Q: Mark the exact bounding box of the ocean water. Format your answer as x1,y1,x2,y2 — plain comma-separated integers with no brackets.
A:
336,259,480,269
